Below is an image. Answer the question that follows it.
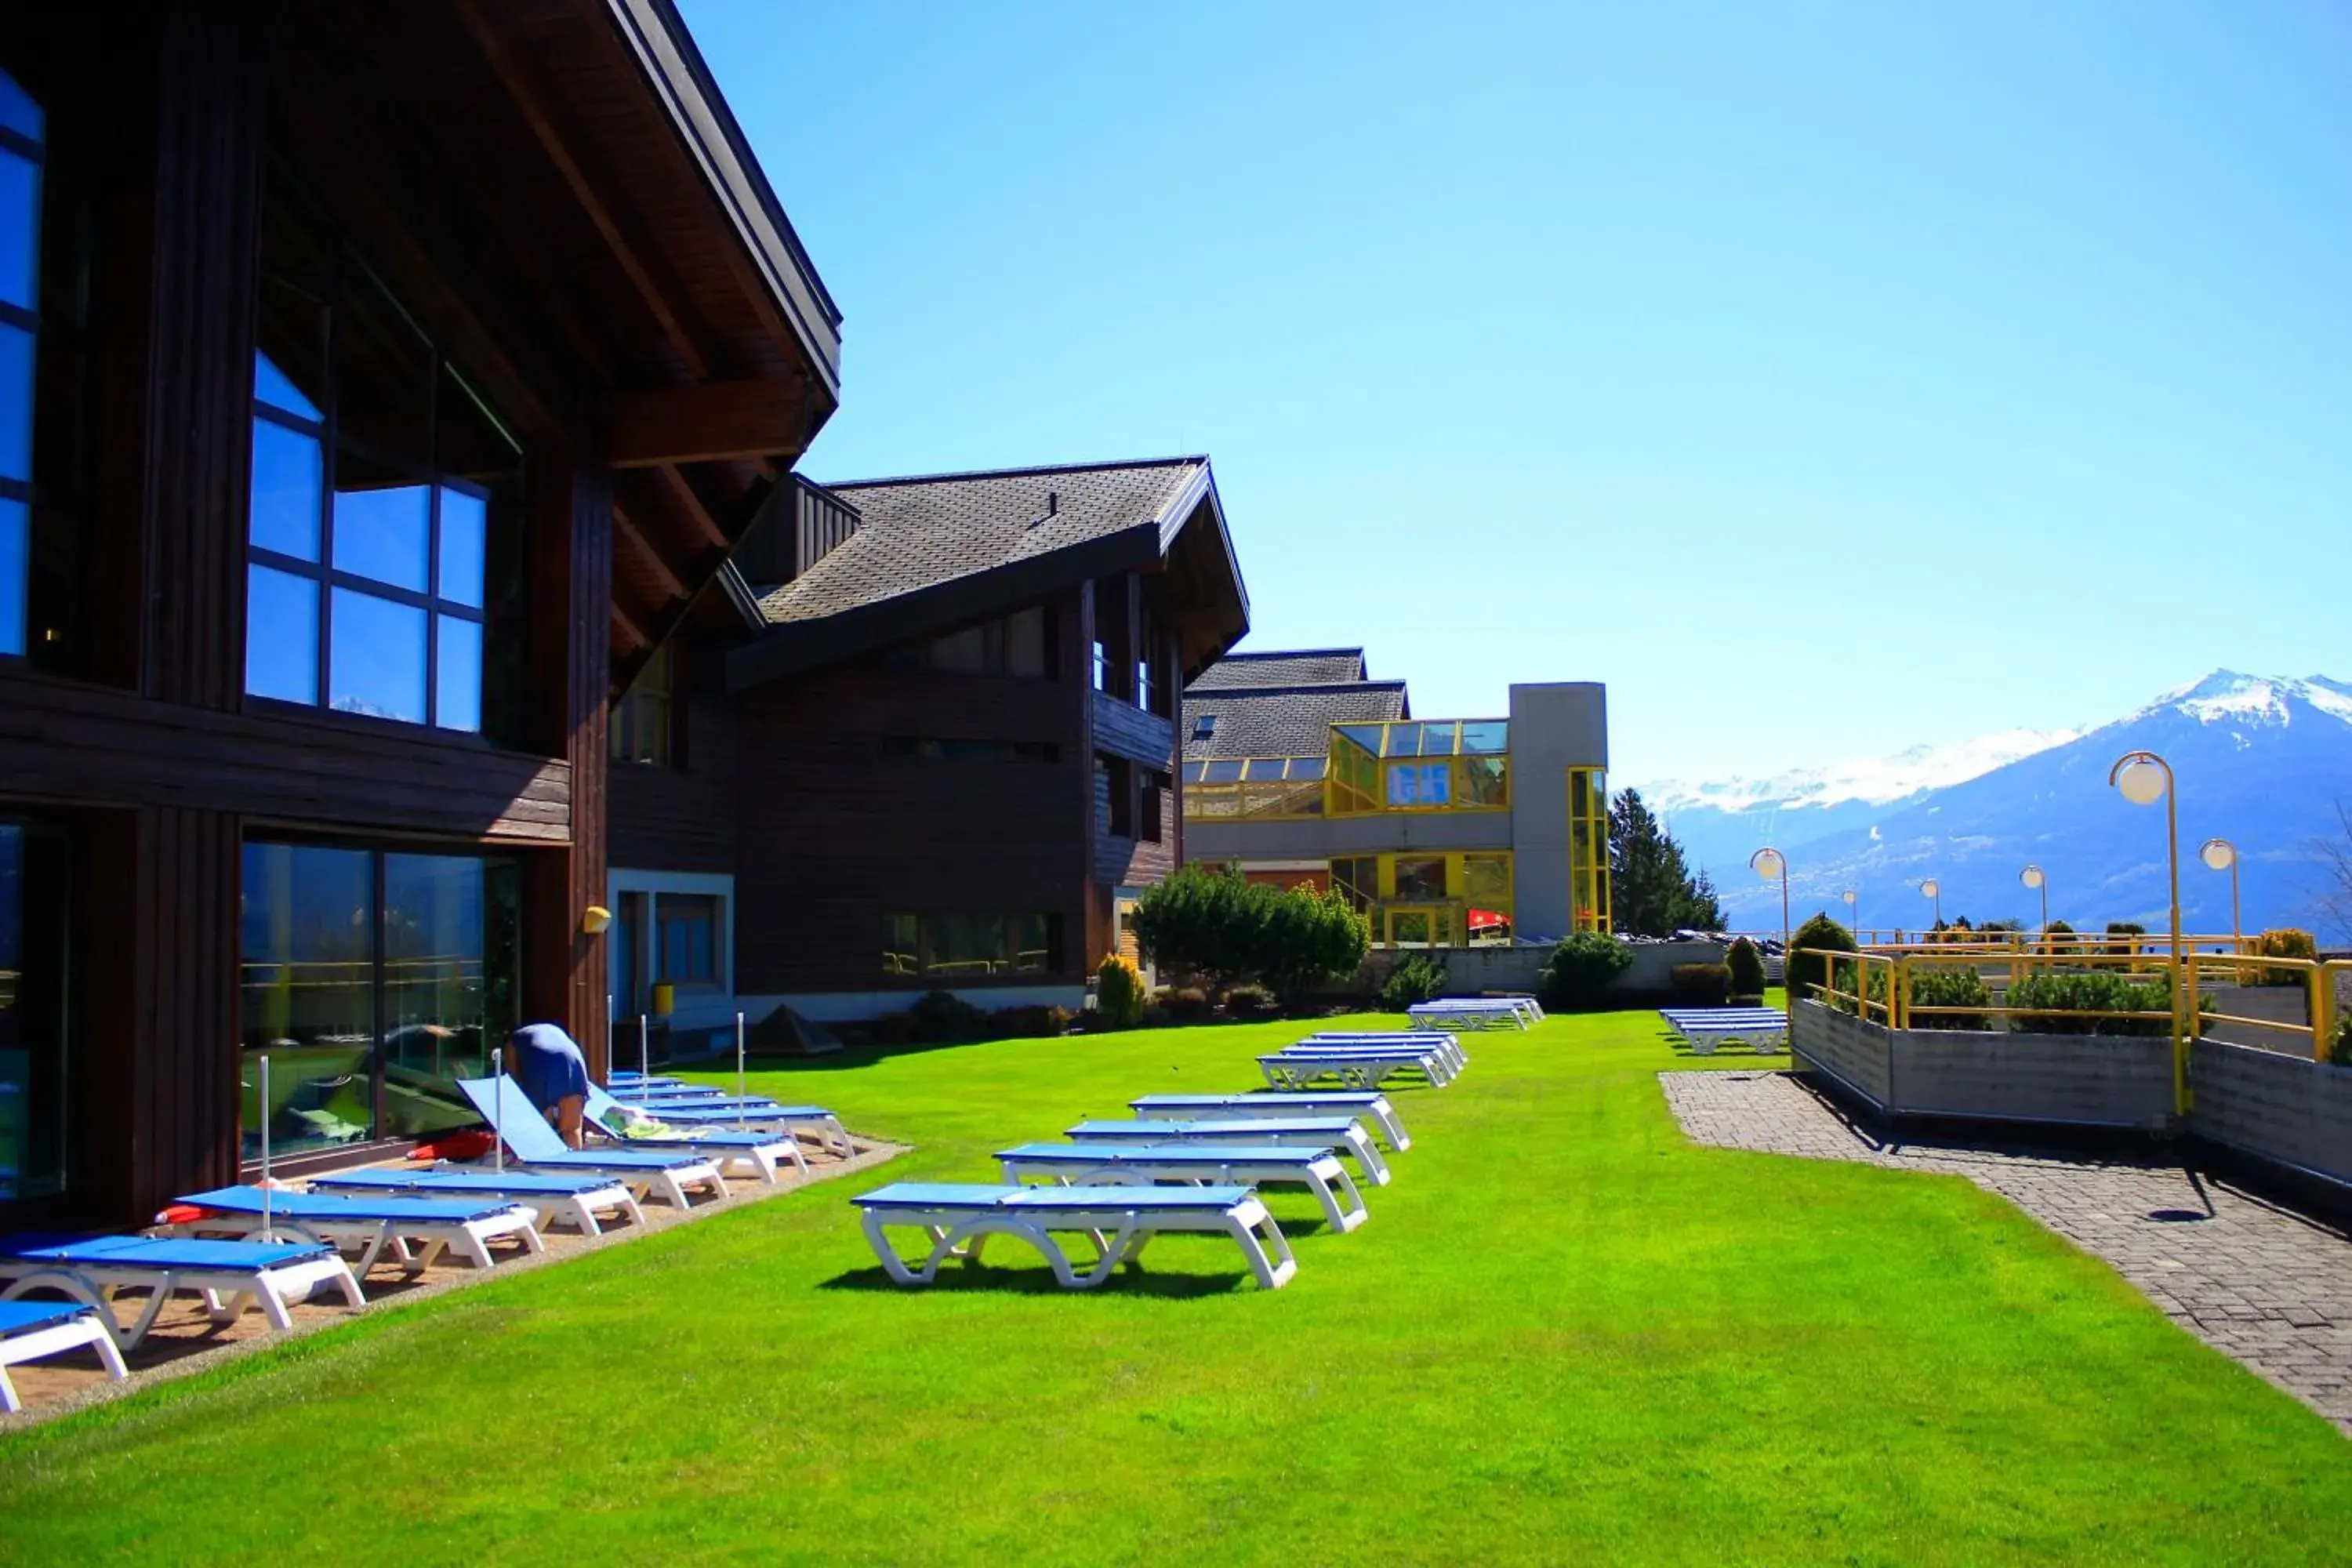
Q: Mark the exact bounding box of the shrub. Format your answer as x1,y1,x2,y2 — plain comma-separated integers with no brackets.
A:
2331,1011,2352,1068
1129,864,1367,1004
1256,884,1372,1007
987,1004,1073,1039
1221,982,1282,1019
909,989,989,1043
1381,953,1450,1011
871,1011,918,1047
1096,954,1145,1030
2005,971,2184,1036
1539,931,1632,1012
2248,927,2318,986
2042,920,2078,956
1725,937,1766,1001
1903,966,1995,1031
1162,985,1213,1023
1669,962,1732,1006
1785,913,1857,1004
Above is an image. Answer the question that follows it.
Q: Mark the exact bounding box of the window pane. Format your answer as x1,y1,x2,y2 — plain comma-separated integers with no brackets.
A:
437,486,487,607
240,841,376,1160
332,481,430,592
383,852,516,1141
333,264,432,476
883,914,918,975
1011,913,1061,975
929,625,987,673
1289,757,1328,781
0,324,31,483
329,586,426,723
1205,760,1245,783
657,894,720,984
0,149,37,315
1394,858,1447,901
0,497,23,656
436,615,482,733
1243,759,1287,781
1463,754,1508,807
1387,760,1452,807
252,350,322,423
924,913,1006,977
1459,720,1508,755
245,564,319,705
249,418,323,561
0,69,42,142
0,821,71,1200
1004,607,1046,677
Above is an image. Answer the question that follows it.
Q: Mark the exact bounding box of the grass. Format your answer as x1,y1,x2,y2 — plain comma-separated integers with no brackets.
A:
2,1008,2347,1566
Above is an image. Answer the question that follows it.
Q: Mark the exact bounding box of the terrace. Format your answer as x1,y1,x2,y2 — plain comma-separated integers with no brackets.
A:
3,1011,2347,1562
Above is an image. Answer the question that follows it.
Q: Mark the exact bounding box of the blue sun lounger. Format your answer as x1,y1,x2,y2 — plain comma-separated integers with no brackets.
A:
0,1298,128,1413
1409,996,1538,1030
169,1186,544,1276
0,1233,364,1349
307,1167,644,1236
1293,1030,1468,1073
1258,1045,1455,1091
579,1083,806,1181
456,1077,727,1207
996,1142,1370,1233
1065,1116,1392,1187
1659,1007,1788,1054
592,1087,853,1157
1127,1091,1411,1152
851,1182,1296,1290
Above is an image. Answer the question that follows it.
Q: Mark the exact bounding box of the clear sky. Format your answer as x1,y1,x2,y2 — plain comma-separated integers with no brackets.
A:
682,0,2352,784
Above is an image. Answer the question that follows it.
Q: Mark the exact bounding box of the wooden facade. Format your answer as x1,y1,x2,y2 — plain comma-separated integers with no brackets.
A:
0,2,840,1225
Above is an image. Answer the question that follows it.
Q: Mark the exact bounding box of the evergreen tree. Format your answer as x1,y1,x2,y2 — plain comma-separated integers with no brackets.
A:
1609,789,1722,935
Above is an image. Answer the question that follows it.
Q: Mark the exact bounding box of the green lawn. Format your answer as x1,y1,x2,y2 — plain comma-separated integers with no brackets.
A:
3,1010,2347,1565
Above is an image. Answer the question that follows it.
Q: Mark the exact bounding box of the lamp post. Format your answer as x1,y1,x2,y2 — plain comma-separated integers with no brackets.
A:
2199,838,2240,950
1920,877,1940,931
2020,864,2048,937
2110,750,2184,1110
1751,848,1790,977
1841,887,1858,941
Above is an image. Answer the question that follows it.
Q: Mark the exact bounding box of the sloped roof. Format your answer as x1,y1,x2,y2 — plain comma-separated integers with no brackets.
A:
1188,648,1367,691
755,458,1208,624
1182,681,1410,760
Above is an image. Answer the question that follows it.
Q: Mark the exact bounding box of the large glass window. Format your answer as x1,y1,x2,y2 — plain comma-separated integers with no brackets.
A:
0,71,42,659
1386,761,1453,808
1393,857,1448,902
241,841,520,1162
881,913,1065,978
656,893,722,987
244,176,520,737
0,818,69,1203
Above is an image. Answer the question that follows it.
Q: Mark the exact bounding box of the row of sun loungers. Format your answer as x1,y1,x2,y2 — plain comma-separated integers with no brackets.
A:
0,1069,858,1405
855,1023,1472,1292
1659,1007,1788,1053
1409,996,1541,1031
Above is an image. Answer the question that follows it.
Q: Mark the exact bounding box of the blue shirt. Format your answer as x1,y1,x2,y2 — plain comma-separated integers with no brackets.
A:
509,1023,589,1112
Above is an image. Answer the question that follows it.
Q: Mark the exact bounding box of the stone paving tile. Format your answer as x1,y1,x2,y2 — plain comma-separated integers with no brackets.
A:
1661,1069,2352,1439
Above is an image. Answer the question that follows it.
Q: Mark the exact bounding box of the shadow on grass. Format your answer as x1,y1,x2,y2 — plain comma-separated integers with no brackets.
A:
818,1261,1257,1298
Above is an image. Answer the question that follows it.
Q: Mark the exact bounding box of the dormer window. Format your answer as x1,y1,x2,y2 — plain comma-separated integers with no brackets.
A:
1191,713,1217,741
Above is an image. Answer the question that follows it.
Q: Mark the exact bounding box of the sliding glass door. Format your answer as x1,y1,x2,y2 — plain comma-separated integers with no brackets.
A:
240,840,518,1163
0,819,69,1203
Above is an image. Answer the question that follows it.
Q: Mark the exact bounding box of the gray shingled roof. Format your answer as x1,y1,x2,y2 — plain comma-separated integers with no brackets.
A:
755,457,1207,624
1187,648,1367,691
1182,681,1409,760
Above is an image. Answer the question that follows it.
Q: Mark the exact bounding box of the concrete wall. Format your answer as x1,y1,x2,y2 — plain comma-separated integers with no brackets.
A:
1507,682,1607,941
2197,985,2316,1056
1185,812,1510,864
2188,1038,2352,1188
1791,1001,2173,1128
1790,1001,1893,1105
1354,937,1728,999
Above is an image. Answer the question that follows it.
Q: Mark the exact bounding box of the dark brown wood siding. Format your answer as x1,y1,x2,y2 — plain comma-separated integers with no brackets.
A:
608,688,739,873
731,592,1088,996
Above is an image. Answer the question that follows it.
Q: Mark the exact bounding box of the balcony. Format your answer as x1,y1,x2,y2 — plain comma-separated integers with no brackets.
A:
1092,690,1174,766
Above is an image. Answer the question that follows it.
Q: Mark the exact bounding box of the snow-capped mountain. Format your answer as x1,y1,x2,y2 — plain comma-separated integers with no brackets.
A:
1661,671,2352,936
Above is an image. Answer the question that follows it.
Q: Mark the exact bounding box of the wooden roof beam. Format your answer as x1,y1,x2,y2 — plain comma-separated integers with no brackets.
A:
612,503,689,602
606,379,809,468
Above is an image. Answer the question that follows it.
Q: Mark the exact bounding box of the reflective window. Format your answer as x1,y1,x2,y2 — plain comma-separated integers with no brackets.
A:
241,842,520,1161
1459,720,1509,755
1204,760,1245,783
882,913,919,976
243,175,513,736
927,913,1007,978
610,641,674,766
657,893,723,986
881,913,1066,978
1393,857,1447,901
1462,754,1509,808
0,74,40,659
0,819,71,1202
1386,761,1453,808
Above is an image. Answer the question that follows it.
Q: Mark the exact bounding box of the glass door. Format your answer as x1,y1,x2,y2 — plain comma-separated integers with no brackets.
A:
0,820,70,1204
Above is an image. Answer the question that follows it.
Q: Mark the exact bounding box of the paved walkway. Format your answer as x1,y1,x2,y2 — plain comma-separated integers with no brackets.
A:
1661,1070,2352,1437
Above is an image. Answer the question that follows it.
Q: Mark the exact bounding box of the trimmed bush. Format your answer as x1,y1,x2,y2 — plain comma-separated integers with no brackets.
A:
2042,920,2079,956
1381,953,1450,1011
2005,971,2185,1036
1669,962,1732,1006
1903,966,1995,1032
910,989,989,1044
1096,954,1145,1030
988,1004,1074,1039
1539,931,1632,1012
1785,913,1857,1004
1221,982,1281,1020
1161,985,1213,1024
1129,863,1367,1004
2331,1012,2351,1068
2249,927,2318,986
1725,937,1766,1002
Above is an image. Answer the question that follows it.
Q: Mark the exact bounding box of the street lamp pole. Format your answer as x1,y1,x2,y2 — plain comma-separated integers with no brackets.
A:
1751,848,1790,988
2020,864,2048,939
1920,877,1940,931
2111,750,2184,1111
1841,887,1858,942
2199,838,2240,951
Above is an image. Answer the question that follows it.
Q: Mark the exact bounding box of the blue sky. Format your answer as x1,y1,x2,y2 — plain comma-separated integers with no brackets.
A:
683,0,2352,784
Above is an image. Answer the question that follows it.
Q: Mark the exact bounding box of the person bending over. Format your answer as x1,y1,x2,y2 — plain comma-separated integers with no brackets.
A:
508,1022,590,1149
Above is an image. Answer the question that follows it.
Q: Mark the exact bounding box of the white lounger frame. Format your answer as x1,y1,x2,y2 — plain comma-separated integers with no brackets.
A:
1069,1120,1392,1187
860,1194,1296,1291
1259,1050,1454,1091
1408,998,1537,1030
1000,1150,1370,1233
308,1172,644,1237
0,1308,128,1413
499,1156,724,1209
1127,1094,1411,1152
1294,1032,1469,1072
0,1252,365,1350
164,1207,546,1276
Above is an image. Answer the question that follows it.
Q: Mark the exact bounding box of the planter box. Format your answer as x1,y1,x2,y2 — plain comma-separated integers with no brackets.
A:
2187,1037,2352,1187
2197,984,2315,1056
1791,1001,2175,1129
1790,1001,1892,1107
